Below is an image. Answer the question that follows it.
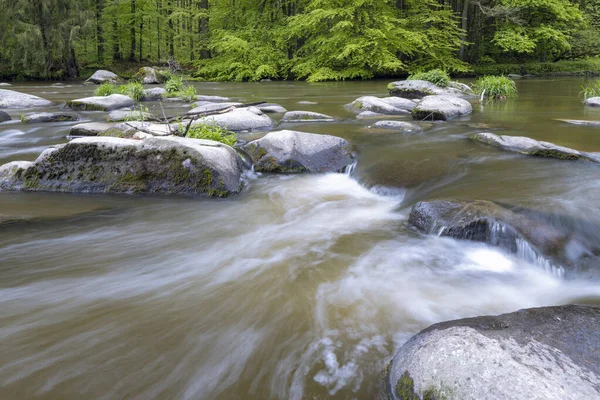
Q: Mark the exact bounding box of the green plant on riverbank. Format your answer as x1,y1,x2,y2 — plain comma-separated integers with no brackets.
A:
473,76,517,99
117,82,145,102
471,58,600,77
185,121,237,146
163,76,196,101
580,80,600,99
408,69,450,87
94,83,117,97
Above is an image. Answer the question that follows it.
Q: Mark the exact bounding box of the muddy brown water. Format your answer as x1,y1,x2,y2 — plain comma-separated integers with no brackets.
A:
0,78,599,399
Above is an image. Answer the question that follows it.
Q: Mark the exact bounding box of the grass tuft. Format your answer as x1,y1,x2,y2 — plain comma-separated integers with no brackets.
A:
185,120,237,146
94,83,117,97
473,75,517,99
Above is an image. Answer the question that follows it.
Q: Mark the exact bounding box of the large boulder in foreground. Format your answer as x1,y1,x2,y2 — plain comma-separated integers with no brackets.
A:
0,89,53,109
412,95,472,121
387,305,600,400
67,94,135,111
23,112,79,123
347,96,415,115
242,130,355,173
0,136,244,197
409,199,600,275
195,107,273,132
472,132,600,162
584,97,600,107
388,80,472,99
86,70,120,84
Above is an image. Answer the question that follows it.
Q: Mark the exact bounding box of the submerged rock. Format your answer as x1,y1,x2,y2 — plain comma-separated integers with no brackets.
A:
86,70,120,84
67,94,135,112
281,111,335,122
0,111,11,122
0,89,53,109
256,103,287,113
196,95,231,102
408,198,600,274
471,132,600,162
371,121,422,134
347,96,414,115
134,67,165,84
412,95,472,121
387,305,600,400
556,119,600,127
584,97,600,107
242,130,355,173
23,112,79,123
0,136,244,197
388,80,472,99
195,107,273,132
142,87,167,101
70,122,116,137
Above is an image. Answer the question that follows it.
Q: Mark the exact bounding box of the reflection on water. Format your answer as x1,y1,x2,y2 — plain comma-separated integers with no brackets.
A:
0,79,599,399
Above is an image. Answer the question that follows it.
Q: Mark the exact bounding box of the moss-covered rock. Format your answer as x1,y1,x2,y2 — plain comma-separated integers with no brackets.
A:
0,136,245,198
134,67,166,84
242,130,355,173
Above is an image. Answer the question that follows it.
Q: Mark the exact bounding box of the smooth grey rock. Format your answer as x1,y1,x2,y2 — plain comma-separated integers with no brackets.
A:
0,136,244,197
347,96,413,115
388,80,472,99
257,103,287,113
67,94,135,112
70,122,116,137
408,198,600,274
584,97,600,107
23,112,79,123
372,120,422,134
142,87,167,101
188,102,242,115
412,95,472,121
387,305,600,400
107,109,155,122
0,83,12,87
196,95,231,102
356,111,385,119
471,132,599,162
134,67,164,84
242,130,355,173
0,89,53,109
557,118,600,127
195,107,273,132
86,70,120,84
0,110,11,122
281,111,335,123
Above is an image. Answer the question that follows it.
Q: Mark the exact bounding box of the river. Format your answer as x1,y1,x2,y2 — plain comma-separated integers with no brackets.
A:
0,78,599,399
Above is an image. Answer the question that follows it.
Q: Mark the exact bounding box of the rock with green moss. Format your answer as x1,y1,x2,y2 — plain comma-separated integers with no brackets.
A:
387,305,600,400
347,96,415,115
471,132,600,162
388,80,472,99
0,136,244,197
86,70,120,84
23,112,79,123
281,111,335,122
134,67,166,84
67,94,135,112
242,130,355,173
412,95,472,121
108,109,155,122
0,89,53,109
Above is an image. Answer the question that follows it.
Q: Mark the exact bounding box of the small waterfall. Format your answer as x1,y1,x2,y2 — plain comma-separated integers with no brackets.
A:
344,161,358,176
516,238,565,278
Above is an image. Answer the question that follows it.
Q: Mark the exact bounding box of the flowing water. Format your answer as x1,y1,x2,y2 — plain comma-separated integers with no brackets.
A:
1,78,600,399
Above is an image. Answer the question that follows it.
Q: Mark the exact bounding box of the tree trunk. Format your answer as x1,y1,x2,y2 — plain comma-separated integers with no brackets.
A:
459,0,471,61
199,0,209,58
129,0,136,61
96,0,105,64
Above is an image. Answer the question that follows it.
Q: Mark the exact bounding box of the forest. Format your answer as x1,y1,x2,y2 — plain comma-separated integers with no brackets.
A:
1,0,600,81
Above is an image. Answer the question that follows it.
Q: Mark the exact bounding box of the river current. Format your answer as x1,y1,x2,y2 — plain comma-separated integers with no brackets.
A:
0,78,599,399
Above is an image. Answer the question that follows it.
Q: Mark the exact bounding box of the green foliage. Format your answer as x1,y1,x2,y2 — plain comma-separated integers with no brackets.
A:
94,83,118,97
471,57,600,76
117,82,144,101
123,104,150,121
178,85,197,102
408,69,451,87
165,76,185,93
185,121,237,146
580,80,600,99
473,75,518,99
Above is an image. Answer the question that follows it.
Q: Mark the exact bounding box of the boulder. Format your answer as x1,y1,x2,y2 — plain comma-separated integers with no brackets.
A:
86,70,120,84
134,67,165,84
357,111,385,119
347,96,414,115
281,111,335,122
22,112,79,123
471,132,600,162
412,95,472,121
256,103,287,113
0,136,244,197
196,95,231,102
70,122,116,137
0,110,11,122
142,87,167,101
242,130,355,173
107,109,155,122
371,121,422,134
584,97,600,107
387,305,600,400
67,94,135,112
0,83,12,87
408,199,600,274
0,89,53,109
100,122,179,138
388,80,472,99
195,107,273,132
188,102,243,115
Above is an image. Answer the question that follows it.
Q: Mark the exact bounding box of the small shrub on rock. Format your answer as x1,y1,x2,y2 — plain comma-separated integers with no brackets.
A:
408,69,451,88
94,83,118,97
185,121,237,146
117,82,145,102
